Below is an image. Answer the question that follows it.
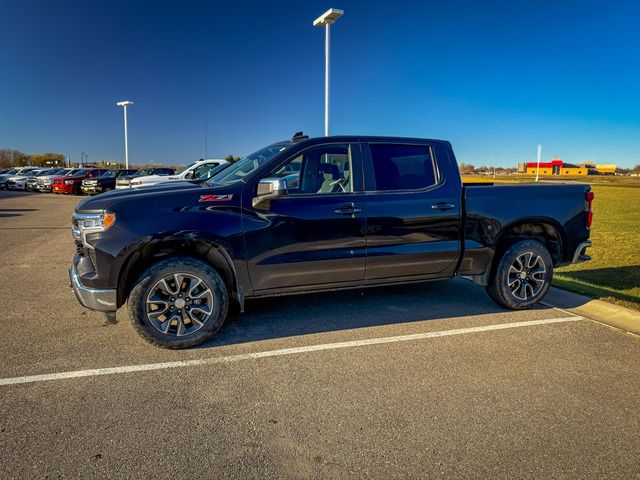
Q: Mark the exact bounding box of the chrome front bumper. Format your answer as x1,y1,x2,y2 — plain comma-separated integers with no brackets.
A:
571,240,592,264
69,265,117,312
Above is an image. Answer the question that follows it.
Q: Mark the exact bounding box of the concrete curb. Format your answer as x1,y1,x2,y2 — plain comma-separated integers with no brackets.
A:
543,287,640,336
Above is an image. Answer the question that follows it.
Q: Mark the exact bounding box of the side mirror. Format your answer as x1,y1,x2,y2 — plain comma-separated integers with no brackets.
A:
252,177,287,209
185,171,195,179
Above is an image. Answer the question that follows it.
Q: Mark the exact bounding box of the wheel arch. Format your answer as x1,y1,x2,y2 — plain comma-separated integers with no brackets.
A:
116,237,242,310
473,218,566,286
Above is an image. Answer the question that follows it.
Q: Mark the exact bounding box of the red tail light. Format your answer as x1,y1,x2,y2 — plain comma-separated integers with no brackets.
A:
585,191,594,228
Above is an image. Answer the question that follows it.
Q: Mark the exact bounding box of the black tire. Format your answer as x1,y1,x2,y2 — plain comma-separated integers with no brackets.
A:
485,239,553,310
128,257,229,349
73,184,82,195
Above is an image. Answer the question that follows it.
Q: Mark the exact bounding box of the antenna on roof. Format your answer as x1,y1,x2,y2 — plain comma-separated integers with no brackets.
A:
291,131,309,142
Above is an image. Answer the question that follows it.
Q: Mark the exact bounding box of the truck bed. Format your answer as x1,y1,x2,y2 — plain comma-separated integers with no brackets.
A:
459,182,592,278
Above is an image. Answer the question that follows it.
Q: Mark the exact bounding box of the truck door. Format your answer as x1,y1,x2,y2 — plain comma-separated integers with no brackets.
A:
243,143,368,292
361,142,461,280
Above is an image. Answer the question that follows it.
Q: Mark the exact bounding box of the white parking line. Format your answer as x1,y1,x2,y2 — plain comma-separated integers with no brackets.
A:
0,316,581,387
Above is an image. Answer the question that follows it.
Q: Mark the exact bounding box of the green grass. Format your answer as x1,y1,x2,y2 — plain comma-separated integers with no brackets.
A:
461,176,640,311
554,184,640,311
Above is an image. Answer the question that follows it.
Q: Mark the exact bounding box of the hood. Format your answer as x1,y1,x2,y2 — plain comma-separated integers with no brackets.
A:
55,175,84,181
131,174,181,184
76,180,218,211
88,175,117,182
39,174,66,180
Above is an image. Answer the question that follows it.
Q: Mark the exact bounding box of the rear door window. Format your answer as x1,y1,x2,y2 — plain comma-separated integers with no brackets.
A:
369,144,437,191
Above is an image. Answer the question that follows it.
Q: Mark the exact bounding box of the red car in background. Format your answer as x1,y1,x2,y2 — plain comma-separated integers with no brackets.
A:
53,168,108,195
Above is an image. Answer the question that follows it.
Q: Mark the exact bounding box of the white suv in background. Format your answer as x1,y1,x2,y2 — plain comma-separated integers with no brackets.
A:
129,159,228,189
1,167,40,189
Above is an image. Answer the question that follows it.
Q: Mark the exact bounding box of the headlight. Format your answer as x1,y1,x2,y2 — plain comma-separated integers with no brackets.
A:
71,212,117,244
130,180,142,186
65,180,74,185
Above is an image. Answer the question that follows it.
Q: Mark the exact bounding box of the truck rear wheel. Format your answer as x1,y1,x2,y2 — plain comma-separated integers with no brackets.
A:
128,257,229,349
486,239,553,310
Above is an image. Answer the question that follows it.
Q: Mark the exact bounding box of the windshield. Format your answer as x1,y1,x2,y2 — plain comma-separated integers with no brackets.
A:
196,163,229,181
103,171,117,178
65,169,80,176
208,143,290,186
176,162,197,175
133,168,154,177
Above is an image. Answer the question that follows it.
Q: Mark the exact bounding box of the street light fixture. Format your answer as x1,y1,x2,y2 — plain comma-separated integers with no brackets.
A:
313,8,344,136
116,100,134,168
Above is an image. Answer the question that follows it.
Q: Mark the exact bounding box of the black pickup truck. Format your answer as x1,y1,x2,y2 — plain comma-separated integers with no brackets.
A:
70,134,593,348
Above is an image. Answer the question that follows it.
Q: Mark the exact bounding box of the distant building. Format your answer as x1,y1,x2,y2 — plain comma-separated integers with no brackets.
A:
524,158,616,176
595,164,617,174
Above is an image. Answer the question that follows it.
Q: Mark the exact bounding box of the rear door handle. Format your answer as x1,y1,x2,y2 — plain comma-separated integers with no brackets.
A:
334,204,362,215
431,202,456,211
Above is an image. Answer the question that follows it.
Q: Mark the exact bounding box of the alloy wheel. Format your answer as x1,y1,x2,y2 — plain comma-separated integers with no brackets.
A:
145,273,214,336
507,252,546,301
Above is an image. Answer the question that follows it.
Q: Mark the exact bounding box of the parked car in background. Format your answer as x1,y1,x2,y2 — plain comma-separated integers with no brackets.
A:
2,167,41,190
129,160,227,189
0,168,20,189
53,168,107,195
115,167,176,189
36,168,77,192
6,168,51,190
81,169,138,195
25,168,65,191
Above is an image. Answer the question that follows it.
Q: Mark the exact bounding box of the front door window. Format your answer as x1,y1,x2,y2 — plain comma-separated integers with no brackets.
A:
270,144,353,195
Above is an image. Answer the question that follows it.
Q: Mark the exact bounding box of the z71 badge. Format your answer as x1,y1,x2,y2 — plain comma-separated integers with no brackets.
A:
199,194,233,202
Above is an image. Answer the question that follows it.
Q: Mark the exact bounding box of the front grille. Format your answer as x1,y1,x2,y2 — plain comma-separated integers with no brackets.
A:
74,240,83,255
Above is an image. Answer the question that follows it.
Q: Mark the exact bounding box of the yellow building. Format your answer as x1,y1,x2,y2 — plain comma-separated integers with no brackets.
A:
595,164,617,174
523,159,615,176
526,166,589,176
524,159,590,176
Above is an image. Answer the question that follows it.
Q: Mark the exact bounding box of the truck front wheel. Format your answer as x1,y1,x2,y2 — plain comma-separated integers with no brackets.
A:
486,239,553,310
128,257,229,349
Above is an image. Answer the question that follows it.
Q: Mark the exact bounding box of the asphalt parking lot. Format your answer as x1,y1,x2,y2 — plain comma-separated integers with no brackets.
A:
1,190,639,479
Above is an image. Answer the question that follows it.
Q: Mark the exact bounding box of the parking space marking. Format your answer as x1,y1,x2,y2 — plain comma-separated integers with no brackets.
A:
0,316,581,387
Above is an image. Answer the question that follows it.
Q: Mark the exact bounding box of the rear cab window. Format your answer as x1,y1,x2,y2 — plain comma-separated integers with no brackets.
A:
368,144,438,191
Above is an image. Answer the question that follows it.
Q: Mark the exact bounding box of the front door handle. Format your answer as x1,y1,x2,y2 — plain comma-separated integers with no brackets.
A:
431,202,456,211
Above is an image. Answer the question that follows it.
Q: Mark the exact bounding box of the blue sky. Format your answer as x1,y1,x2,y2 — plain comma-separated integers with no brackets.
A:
1,0,639,168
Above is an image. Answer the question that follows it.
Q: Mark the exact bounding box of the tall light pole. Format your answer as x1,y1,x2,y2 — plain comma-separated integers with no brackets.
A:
313,8,343,136
204,122,209,158
117,101,134,168
536,144,542,182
